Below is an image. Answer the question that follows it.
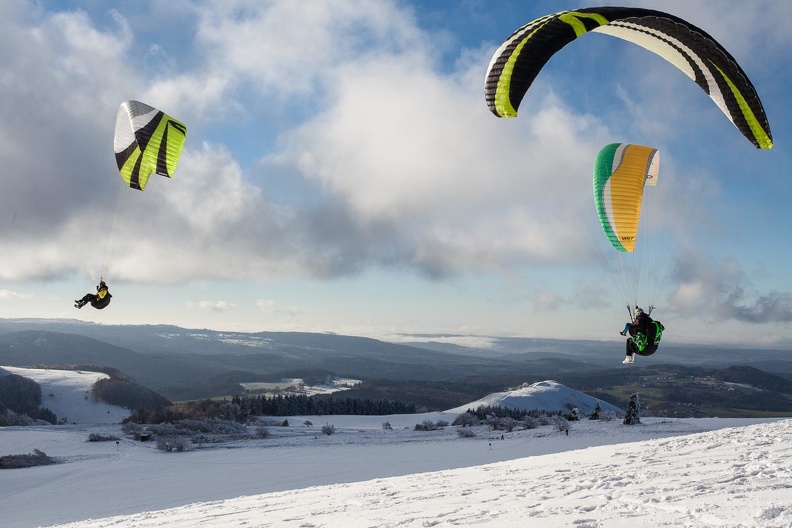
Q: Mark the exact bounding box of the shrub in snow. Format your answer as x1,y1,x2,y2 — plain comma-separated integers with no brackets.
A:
156,436,187,452
0,409,33,427
435,420,449,428
255,426,270,438
88,433,120,442
382,421,392,430
457,428,476,438
191,434,210,444
0,449,55,469
551,415,570,434
121,422,141,436
321,424,335,436
521,416,539,429
487,416,516,432
452,413,477,427
303,420,313,427
414,420,439,431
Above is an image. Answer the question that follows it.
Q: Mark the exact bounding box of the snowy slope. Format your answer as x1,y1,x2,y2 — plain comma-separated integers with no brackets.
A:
44,419,792,528
0,366,131,424
446,379,623,415
2,372,791,528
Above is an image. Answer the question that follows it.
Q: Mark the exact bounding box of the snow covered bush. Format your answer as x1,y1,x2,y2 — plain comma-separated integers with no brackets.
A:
551,415,570,434
255,426,270,438
321,424,335,436
457,428,476,438
0,449,55,469
487,416,517,432
521,416,539,429
452,413,477,427
88,433,120,442
414,420,439,431
156,436,187,452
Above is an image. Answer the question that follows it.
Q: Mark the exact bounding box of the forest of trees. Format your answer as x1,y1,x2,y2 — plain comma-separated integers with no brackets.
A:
231,393,417,417
126,393,417,425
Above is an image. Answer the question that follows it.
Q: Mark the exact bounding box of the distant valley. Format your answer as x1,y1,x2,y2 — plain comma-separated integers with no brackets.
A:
1,318,790,416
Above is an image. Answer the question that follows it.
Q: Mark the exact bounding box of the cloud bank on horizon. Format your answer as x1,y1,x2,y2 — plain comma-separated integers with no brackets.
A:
1,0,791,332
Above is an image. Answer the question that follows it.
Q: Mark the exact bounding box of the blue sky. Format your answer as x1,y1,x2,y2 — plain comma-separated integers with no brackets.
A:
1,0,790,349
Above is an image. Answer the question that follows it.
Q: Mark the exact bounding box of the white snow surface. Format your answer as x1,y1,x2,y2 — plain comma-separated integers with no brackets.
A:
446,379,623,415
1,368,790,527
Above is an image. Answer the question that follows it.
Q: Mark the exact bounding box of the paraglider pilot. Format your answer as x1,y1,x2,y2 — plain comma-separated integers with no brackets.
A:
620,306,651,336
75,280,112,310
621,307,662,364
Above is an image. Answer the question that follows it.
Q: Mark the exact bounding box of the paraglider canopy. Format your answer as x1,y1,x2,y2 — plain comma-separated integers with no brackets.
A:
485,6,773,149
114,100,187,191
593,143,660,253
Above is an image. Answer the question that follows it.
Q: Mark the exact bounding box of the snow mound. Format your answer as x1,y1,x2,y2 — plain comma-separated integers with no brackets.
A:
0,366,132,424
446,379,623,415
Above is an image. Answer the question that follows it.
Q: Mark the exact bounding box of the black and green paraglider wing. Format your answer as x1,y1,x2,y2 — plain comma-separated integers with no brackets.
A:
485,6,772,149
113,100,188,191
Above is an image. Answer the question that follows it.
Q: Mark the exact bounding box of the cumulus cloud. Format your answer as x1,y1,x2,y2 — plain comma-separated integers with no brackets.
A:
668,254,792,324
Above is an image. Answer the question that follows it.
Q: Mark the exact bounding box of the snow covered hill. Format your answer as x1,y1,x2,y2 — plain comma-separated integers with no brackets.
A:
446,379,623,415
0,366,132,424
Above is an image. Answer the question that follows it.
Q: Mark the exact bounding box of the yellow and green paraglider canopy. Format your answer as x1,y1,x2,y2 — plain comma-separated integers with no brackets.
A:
113,100,187,191
593,143,659,253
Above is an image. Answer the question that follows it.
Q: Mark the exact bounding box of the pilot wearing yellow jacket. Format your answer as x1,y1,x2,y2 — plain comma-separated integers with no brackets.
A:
75,281,112,310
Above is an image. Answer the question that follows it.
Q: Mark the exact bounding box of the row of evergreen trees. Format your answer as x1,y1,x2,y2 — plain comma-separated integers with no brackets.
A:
230,393,417,417
126,393,418,425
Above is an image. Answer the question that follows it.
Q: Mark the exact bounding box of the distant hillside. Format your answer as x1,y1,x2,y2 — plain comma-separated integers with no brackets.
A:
554,364,792,417
0,366,169,424
1,319,791,414
0,325,604,400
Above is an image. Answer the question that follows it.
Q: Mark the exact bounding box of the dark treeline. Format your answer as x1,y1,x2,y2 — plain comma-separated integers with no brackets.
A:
0,374,58,425
231,393,417,417
463,405,569,420
126,393,417,425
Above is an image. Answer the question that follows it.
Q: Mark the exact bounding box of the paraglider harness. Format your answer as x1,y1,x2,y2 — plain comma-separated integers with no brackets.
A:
93,282,112,309
75,280,112,310
631,320,664,352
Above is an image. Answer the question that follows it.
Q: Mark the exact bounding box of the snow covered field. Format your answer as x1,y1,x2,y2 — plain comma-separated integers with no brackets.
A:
1,367,790,527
